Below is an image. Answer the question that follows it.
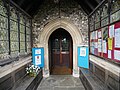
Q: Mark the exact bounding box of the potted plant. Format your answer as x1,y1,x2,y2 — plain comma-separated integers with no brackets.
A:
26,64,40,77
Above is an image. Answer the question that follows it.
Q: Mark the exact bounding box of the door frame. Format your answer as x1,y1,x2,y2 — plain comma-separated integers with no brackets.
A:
49,29,73,74
38,18,83,77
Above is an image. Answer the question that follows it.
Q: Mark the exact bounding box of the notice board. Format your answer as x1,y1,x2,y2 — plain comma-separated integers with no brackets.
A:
90,21,120,64
78,46,89,69
32,48,44,67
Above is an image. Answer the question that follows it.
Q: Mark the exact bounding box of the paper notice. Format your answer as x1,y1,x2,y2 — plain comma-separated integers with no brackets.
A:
115,28,120,48
114,50,120,61
103,40,107,53
80,48,86,57
94,42,98,48
98,31,102,38
35,49,41,54
108,38,113,50
98,39,102,52
109,25,114,38
108,50,111,59
95,31,98,39
35,55,41,65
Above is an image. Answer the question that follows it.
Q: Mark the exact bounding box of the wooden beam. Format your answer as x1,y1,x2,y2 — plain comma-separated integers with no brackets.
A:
25,0,39,12
17,0,25,6
89,0,106,17
94,0,101,4
84,0,95,10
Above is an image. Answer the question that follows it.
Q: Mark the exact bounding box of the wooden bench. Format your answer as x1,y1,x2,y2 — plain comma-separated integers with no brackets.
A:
79,68,109,90
0,57,19,67
15,69,43,90
26,69,43,90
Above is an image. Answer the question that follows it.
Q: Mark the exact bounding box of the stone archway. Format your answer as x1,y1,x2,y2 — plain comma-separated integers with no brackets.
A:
37,18,83,77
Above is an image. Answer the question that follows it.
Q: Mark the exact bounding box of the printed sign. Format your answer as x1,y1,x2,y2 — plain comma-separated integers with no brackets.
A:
80,48,86,57
35,49,41,54
32,48,44,67
78,46,89,69
35,55,41,65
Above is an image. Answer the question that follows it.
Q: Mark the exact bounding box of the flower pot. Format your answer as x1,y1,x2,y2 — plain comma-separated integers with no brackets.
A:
29,73,36,77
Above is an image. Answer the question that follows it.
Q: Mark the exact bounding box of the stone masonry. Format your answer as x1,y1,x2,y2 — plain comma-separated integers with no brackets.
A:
32,0,88,47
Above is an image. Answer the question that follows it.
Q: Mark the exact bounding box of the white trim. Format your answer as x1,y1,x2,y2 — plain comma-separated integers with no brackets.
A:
0,56,32,78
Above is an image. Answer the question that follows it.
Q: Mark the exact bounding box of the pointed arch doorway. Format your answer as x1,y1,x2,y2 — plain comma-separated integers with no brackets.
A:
38,18,83,77
49,28,73,75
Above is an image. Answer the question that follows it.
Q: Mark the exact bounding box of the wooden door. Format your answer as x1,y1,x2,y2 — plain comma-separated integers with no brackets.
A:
51,29,72,74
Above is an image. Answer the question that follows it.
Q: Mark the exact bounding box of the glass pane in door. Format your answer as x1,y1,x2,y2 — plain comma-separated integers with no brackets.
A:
61,37,69,52
52,38,60,52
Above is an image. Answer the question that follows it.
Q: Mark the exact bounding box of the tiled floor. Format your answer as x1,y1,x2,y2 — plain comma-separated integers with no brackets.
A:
37,75,85,90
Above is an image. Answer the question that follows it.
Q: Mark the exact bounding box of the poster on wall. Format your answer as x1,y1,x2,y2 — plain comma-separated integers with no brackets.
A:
114,50,120,61
91,42,95,54
94,42,98,48
80,48,86,57
115,28,120,48
108,50,111,59
32,48,44,67
108,38,113,50
103,40,107,53
98,30,102,38
98,39,102,52
90,17,120,64
78,46,89,69
35,55,41,65
109,25,114,38
95,31,98,39
35,49,41,54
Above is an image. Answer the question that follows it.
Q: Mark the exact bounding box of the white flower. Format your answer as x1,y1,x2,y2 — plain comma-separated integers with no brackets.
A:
35,65,38,68
26,64,40,75
31,65,34,68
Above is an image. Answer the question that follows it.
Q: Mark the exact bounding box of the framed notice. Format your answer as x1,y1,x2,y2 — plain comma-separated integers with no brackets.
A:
80,48,86,57
78,46,89,69
32,48,44,67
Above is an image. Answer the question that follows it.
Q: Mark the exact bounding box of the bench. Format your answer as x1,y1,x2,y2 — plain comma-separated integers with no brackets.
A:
79,68,109,90
0,57,19,67
15,69,43,90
